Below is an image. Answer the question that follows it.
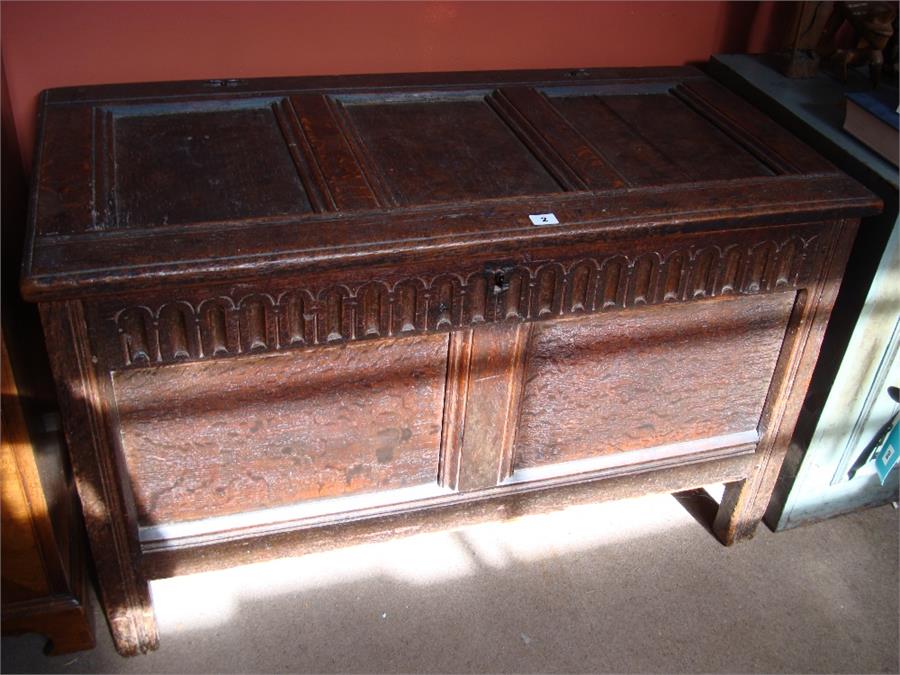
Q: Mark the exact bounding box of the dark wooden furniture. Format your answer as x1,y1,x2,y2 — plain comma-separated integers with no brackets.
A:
1,335,95,654
21,66,880,656
2,71,94,654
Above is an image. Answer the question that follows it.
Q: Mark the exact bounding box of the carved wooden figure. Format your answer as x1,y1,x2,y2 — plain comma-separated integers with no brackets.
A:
819,1,898,85
21,66,880,655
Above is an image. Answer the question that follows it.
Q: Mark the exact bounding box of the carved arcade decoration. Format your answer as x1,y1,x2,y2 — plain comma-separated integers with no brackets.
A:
112,235,819,369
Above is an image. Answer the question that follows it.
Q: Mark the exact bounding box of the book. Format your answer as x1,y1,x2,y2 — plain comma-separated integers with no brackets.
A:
843,89,899,166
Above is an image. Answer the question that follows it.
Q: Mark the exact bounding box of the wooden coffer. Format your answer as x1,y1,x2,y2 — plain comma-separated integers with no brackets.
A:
21,66,880,655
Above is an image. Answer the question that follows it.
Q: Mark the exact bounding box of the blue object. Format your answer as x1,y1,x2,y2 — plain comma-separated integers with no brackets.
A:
846,90,900,131
874,422,900,486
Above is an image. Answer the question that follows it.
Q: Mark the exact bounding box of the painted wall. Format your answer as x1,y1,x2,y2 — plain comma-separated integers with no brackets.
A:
1,1,781,173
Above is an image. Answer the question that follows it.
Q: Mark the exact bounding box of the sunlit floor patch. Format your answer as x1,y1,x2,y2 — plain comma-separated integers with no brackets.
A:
149,488,720,632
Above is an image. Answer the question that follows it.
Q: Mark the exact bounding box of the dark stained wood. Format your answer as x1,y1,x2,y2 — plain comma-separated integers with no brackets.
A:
487,87,625,190
114,334,448,525
673,78,836,175
289,94,381,210
20,65,881,655
601,93,772,180
30,99,94,237
550,92,687,185
341,94,562,205
548,91,771,184
42,66,703,104
438,329,474,488
90,223,826,371
441,322,530,491
111,103,313,228
514,293,795,470
39,301,158,656
23,175,877,301
713,219,860,545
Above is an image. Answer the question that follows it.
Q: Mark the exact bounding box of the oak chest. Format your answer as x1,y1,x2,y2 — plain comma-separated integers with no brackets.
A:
21,66,880,655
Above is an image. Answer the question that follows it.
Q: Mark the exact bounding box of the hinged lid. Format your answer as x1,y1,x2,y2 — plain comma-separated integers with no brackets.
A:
22,66,880,300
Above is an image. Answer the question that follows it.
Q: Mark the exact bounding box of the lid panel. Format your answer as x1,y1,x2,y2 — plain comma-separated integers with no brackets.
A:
109,101,313,228
549,91,775,186
340,94,563,206
23,67,876,301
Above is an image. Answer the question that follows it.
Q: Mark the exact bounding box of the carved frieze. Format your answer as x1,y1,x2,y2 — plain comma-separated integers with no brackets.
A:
112,236,817,368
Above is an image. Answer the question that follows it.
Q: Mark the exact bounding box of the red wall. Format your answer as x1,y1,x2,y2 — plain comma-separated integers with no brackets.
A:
1,1,780,173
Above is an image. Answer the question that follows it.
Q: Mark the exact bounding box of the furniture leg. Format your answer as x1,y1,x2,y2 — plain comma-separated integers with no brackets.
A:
714,479,761,544
39,301,159,656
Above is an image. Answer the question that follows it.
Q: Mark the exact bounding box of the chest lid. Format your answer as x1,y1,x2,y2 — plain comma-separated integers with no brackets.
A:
22,66,879,300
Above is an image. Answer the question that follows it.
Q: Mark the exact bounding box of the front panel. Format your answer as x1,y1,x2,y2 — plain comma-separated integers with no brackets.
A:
91,222,829,547
511,293,795,479
113,334,449,531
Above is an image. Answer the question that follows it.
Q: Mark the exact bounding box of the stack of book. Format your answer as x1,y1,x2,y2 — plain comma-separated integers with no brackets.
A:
843,88,900,166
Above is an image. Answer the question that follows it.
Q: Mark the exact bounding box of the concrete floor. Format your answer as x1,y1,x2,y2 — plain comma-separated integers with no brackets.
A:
2,492,898,674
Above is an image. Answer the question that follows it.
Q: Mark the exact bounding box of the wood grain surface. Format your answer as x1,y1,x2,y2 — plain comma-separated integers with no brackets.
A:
342,95,561,205
549,92,772,184
514,293,796,469
21,69,879,301
20,65,880,656
112,104,312,227
40,301,157,656
441,323,530,491
114,334,448,525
